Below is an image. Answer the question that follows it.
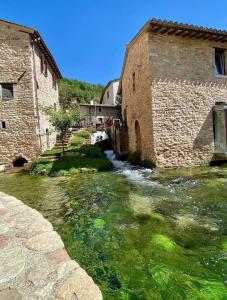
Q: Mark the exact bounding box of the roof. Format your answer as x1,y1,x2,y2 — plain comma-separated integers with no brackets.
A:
100,78,119,104
118,19,227,94
0,19,62,79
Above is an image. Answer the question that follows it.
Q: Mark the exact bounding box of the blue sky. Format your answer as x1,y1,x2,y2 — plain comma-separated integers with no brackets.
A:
2,0,227,84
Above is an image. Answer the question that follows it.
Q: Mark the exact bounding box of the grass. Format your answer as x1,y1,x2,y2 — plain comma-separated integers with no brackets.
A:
31,156,112,176
32,143,111,176
70,129,91,145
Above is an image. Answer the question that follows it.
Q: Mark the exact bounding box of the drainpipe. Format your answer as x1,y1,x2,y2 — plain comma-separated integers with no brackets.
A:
31,38,42,155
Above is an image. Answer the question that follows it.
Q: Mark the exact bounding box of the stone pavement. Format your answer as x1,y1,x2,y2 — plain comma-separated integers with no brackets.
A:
0,192,102,300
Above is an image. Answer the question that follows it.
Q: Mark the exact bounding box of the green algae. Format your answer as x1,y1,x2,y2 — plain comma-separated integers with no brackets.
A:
151,234,176,252
0,166,226,299
94,218,105,230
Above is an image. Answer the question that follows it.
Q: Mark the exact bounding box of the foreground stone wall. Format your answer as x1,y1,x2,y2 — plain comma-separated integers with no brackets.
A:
0,191,102,300
121,32,155,161
0,26,39,163
150,33,227,167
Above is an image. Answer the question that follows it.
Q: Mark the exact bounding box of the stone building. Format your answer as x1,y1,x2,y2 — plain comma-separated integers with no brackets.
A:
79,79,120,127
119,19,227,167
79,103,119,127
100,79,119,105
0,20,62,165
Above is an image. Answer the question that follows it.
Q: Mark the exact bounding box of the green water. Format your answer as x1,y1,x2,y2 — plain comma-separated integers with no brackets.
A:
0,166,226,300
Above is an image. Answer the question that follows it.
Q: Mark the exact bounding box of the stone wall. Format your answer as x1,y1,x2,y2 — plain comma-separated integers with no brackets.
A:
0,191,102,300
33,44,59,151
0,26,39,163
150,33,227,167
121,32,155,161
0,25,60,164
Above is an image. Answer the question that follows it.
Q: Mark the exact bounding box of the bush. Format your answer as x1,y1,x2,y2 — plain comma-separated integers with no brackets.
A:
76,130,91,139
77,145,103,158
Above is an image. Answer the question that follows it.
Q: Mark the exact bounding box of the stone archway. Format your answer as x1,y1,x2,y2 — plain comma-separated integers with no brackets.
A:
13,156,28,167
135,120,142,156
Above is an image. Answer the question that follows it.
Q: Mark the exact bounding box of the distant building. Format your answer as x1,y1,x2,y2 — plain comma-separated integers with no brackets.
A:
0,19,62,165
100,79,119,105
79,103,119,127
80,79,120,127
118,19,227,167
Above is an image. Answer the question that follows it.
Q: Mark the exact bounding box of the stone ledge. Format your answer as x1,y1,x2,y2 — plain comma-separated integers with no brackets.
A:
0,191,102,300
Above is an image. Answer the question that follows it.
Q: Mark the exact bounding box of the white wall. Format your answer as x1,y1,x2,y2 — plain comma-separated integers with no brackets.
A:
102,81,119,105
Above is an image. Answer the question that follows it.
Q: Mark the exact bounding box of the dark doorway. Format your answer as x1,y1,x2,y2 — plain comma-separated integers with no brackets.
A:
135,120,142,156
46,128,50,149
13,157,28,167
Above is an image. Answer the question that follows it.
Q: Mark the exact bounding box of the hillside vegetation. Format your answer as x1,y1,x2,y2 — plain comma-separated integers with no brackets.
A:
59,78,104,109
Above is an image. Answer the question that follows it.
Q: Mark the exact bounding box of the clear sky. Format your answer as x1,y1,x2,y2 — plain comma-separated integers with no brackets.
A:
2,0,227,85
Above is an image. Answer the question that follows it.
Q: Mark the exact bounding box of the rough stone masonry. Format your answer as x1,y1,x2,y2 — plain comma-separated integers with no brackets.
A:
0,20,61,165
0,191,102,300
120,20,227,167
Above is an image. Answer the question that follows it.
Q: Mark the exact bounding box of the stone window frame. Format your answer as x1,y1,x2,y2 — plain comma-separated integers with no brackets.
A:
44,60,48,77
132,72,136,92
1,121,6,129
52,73,57,90
0,83,17,101
214,48,227,78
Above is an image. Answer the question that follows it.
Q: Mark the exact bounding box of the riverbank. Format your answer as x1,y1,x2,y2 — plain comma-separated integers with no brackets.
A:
0,191,102,300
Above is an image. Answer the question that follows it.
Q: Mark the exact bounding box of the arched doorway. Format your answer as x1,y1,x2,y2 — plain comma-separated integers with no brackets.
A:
13,156,28,167
135,120,142,156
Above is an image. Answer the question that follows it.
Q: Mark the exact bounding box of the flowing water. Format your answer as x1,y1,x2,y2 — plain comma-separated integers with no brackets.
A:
0,153,226,299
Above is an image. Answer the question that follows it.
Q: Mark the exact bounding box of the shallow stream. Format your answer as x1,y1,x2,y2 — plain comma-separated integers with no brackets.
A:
0,153,226,299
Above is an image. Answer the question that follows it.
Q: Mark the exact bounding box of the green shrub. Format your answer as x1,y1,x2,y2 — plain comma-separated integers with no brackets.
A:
76,130,91,139
70,135,85,144
78,145,103,158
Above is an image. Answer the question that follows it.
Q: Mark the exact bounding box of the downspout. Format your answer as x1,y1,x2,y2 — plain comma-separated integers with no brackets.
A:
31,38,42,155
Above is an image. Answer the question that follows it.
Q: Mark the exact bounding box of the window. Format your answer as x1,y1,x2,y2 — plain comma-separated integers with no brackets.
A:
107,91,109,98
132,72,136,91
44,60,48,77
40,55,44,73
99,108,102,112
215,49,226,75
2,84,14,100
52,73,57,89
1,121,6,129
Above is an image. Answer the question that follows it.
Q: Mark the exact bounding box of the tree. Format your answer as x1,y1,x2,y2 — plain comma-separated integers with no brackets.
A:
43,106,84,155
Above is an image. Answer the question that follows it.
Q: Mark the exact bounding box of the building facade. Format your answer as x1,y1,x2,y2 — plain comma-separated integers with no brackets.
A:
119,19,227,167
0,20,61,165
100,79,119,105
79,103,119,127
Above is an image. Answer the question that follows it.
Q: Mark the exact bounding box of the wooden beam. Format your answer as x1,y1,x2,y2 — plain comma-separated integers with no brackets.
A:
159,27,169,34
181,30,191,37
167,28,177,35
175,30,184,36
195,33,206,39
212,35,227,42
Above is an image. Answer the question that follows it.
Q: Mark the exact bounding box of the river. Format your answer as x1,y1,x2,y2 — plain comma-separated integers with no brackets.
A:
0,152,226,299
